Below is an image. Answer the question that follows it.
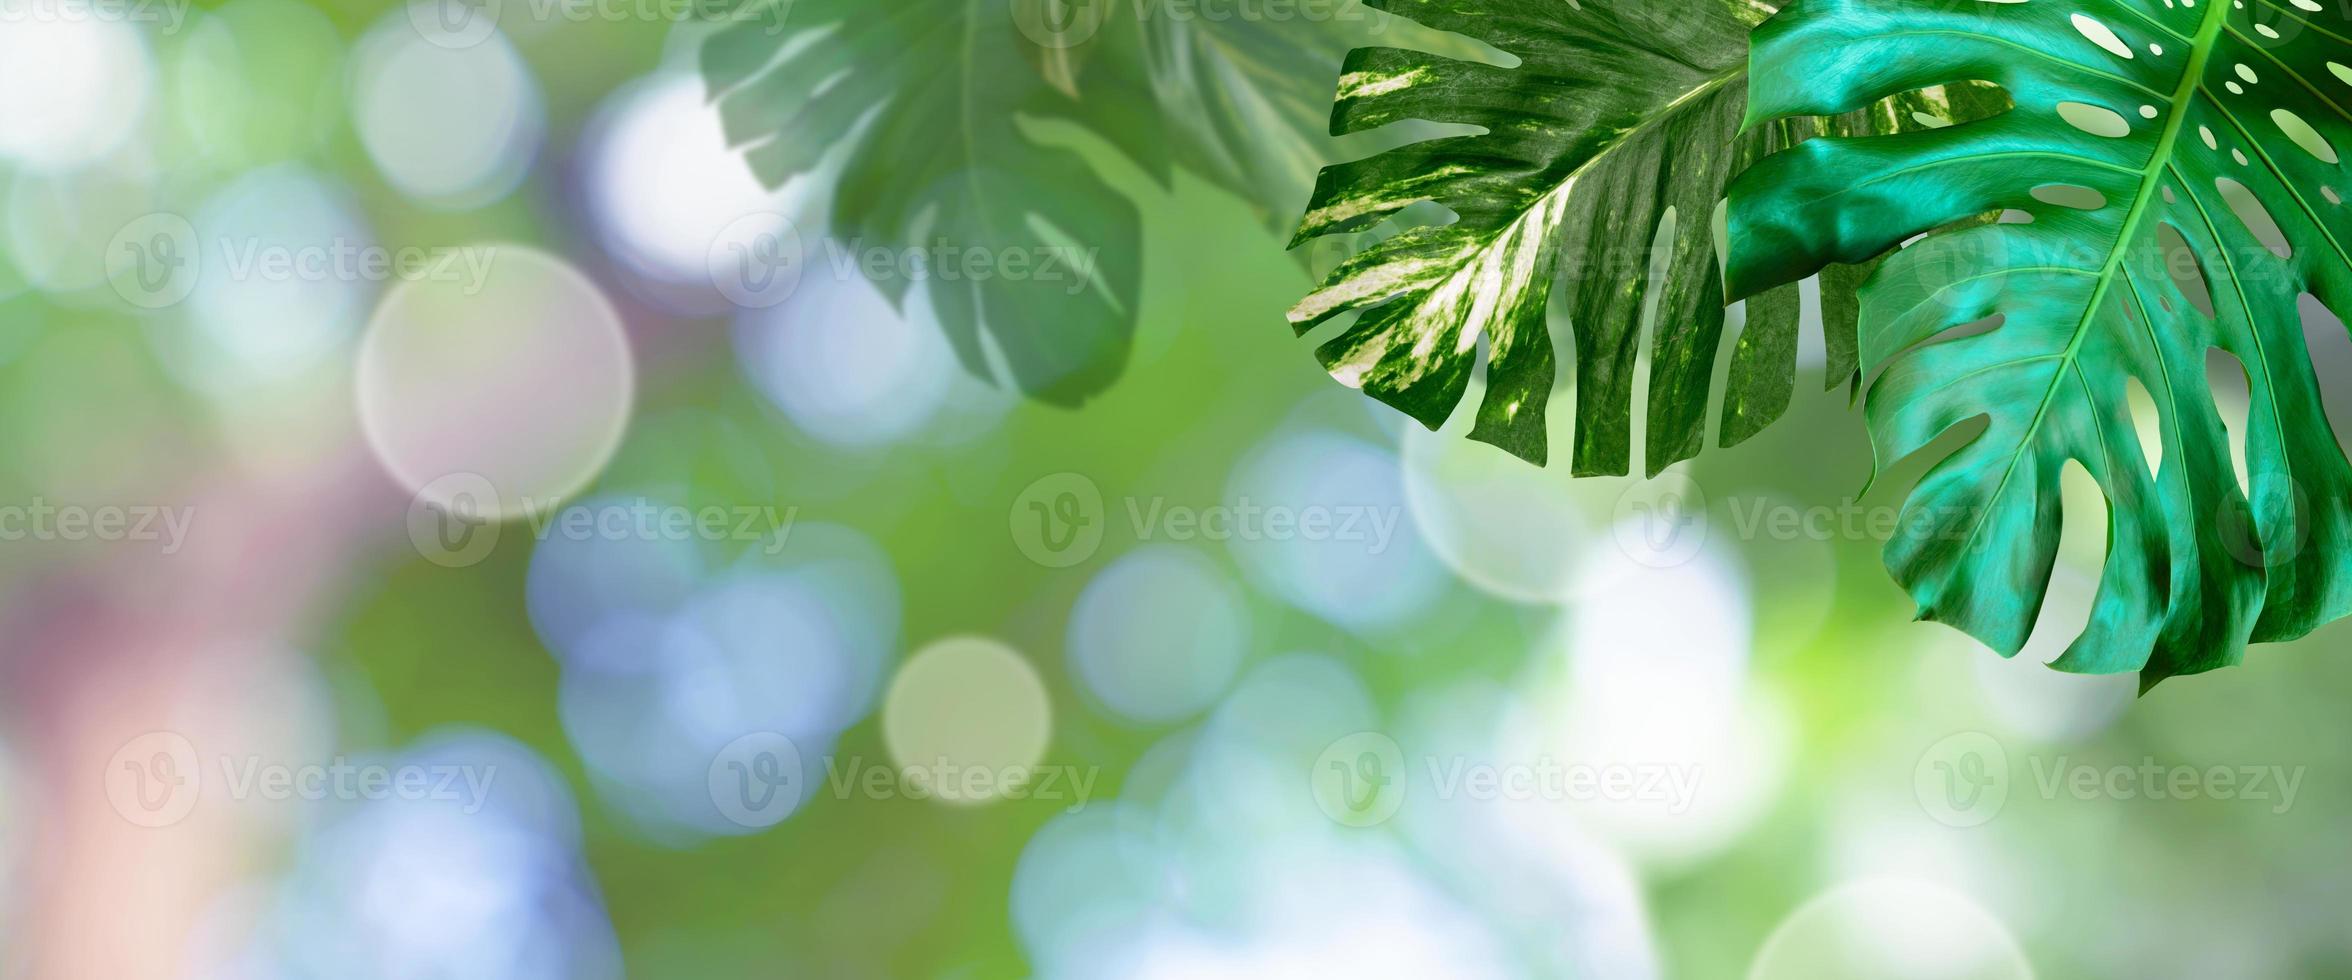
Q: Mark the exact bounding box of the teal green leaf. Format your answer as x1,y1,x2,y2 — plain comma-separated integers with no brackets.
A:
1284,0,1969,474
1728,0,2352,683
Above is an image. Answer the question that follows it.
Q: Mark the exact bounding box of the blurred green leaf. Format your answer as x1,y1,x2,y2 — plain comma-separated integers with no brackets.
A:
703,0,1361,404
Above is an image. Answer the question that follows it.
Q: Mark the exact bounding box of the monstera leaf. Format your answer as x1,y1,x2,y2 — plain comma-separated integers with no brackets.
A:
1284,0,1978,474
1728,0,2352,682
702,1,1147,404
703,0,1366,404
1135,7,1370,228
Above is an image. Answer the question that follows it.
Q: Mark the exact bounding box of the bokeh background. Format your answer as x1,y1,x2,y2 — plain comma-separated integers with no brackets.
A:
5,0,2352,977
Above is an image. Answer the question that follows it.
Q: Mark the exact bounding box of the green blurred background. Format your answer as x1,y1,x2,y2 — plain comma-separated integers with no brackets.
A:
4,0,2352,977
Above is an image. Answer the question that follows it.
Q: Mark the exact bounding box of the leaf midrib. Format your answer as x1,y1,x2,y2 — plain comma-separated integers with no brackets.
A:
1943,0,2234,560
1289,60,1744,323
1415,64,1744,283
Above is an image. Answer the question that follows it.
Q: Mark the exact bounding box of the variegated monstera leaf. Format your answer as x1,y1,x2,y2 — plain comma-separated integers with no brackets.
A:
1285,0,1976,474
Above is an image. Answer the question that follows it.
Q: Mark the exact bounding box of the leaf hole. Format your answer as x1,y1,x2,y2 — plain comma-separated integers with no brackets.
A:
1867,413,1992,517
2216,176,2293,259
2297,293,2352,463
2046,461,2109,631
2270,108,2339,164
1628,204,1681,475
2124,376,2164,476
2070,14,2136,60
2207,347,2255,497
2057,101,2132,138
2030,183,2108,211
2155,223,2217,318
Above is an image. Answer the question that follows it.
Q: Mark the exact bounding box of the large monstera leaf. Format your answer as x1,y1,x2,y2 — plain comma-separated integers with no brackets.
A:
1729,0,2352,682
703,0,1363,404
1284,0,1982,473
